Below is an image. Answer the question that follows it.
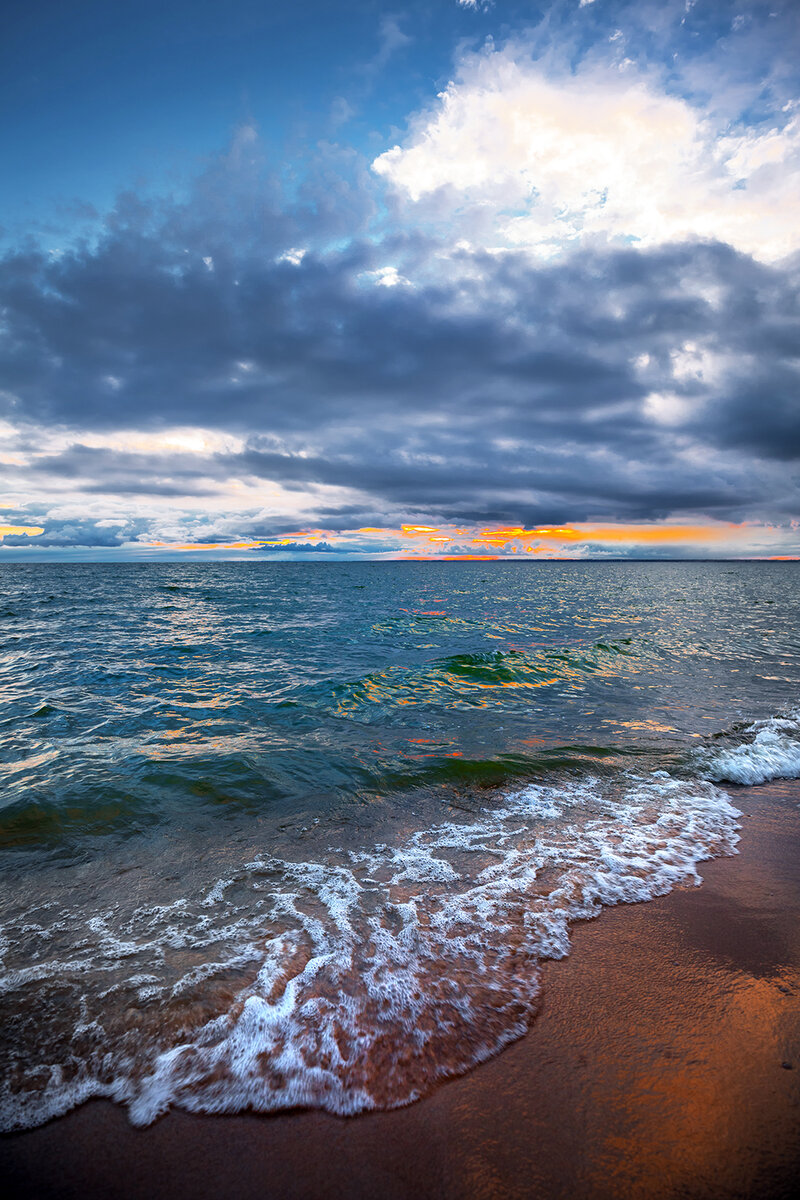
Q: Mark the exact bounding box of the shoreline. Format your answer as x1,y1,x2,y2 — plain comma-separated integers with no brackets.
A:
3,780,800,1199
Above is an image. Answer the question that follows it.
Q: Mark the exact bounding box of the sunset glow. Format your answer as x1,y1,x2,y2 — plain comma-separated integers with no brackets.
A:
4,519,787,559
0,0,796,561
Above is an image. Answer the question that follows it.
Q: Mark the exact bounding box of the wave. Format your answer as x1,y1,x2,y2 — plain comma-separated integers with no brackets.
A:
697,707,800,785
0,770,739,1131
0,742,638,854
293,639,641,719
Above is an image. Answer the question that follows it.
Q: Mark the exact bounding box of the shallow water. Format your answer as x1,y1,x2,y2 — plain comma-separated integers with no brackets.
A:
1,561,798,1127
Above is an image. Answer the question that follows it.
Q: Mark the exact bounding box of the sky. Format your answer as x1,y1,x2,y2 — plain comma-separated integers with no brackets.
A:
1,0,799,560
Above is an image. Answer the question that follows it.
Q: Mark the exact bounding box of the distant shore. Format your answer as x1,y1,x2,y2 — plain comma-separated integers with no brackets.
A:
3,780,799,1200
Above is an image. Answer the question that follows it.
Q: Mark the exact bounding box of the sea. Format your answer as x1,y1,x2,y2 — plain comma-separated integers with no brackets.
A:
1,560,799,1130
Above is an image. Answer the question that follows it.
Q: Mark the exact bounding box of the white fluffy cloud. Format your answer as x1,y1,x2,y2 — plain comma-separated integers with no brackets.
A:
372,45,800,261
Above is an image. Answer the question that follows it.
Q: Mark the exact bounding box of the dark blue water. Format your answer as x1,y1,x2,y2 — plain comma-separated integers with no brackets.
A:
1,561,798,1128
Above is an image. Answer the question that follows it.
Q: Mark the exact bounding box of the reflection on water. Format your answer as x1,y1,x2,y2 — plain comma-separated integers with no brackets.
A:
1,561,798,852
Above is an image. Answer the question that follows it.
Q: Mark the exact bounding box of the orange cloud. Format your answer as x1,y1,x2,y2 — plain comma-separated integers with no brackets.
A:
0,524,44,539
577,523,736,543
401,524,440,537
471,522,741,549
472,526,583,546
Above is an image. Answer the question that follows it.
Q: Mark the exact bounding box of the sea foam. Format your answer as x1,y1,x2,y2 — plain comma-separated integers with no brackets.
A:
698,707,800,785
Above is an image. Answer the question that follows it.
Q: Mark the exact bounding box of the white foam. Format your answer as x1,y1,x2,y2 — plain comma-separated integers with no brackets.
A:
699,707,800,785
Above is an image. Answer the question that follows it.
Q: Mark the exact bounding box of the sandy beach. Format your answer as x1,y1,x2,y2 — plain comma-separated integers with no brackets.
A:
3,779,799,1200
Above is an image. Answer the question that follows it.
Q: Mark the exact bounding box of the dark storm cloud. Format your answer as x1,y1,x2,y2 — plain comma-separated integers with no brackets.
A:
225,439,760,523
696,364,800,462
20,445,224,496
1,161,798,535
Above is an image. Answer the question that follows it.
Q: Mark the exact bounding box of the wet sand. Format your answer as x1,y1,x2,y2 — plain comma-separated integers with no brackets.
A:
3,780,800,1200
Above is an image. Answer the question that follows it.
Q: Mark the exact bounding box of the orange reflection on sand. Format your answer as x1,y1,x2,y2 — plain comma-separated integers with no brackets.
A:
589,971,795,1195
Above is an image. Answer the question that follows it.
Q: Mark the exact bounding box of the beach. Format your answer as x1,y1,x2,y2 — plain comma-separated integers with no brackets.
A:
4,777,798,1200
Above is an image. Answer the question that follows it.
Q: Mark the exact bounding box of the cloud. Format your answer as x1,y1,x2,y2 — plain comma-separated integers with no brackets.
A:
0,523,43,539
372,42,800,261
0,516,139,548
1,207,798,553
0,14,798,560
364,15,412,75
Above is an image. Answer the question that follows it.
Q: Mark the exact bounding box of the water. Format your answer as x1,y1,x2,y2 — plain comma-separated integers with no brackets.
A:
1,561,798,1128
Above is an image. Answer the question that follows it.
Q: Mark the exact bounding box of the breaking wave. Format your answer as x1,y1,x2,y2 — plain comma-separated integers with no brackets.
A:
698,707,800,785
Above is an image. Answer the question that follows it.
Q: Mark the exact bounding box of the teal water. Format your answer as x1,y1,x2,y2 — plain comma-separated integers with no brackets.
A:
1,561,798,1127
